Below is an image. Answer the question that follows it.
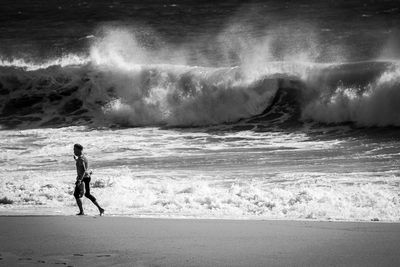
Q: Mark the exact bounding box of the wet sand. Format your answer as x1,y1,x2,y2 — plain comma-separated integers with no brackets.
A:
0,216,400,266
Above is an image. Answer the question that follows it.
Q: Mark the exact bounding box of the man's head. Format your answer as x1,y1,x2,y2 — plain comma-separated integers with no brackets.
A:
74,144,83,156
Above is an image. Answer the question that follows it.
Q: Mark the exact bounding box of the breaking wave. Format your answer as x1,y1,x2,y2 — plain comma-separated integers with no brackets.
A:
1,25,400,129
0,57,399,129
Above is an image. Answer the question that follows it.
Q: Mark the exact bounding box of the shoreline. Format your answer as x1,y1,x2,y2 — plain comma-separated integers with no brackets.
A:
1,216,400,266
1,215,398,224
1,209,399,223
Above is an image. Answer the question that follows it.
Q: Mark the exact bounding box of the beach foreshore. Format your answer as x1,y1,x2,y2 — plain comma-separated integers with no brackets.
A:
0,216,399,267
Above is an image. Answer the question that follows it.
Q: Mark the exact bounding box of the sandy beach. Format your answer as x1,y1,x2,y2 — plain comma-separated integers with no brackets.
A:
0,216,399,266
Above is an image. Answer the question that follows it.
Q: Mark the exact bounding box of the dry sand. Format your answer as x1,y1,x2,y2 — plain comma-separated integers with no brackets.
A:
0,216,400,266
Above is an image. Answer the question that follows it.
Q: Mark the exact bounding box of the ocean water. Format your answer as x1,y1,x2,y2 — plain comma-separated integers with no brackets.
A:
0,0,400,221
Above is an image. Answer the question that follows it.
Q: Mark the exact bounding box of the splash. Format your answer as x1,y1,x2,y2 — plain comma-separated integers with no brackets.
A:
1,27,400,128
302,62,400,126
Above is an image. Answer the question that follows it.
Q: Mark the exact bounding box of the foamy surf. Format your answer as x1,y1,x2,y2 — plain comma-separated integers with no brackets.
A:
0,126,399,221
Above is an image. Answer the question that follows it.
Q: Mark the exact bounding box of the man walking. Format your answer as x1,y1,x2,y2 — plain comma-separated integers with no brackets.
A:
73,144,104,216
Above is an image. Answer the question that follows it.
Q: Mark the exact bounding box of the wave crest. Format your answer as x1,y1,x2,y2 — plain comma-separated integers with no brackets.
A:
0,58,399,128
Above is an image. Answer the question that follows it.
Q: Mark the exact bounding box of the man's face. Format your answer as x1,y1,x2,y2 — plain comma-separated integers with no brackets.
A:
74,147,82,156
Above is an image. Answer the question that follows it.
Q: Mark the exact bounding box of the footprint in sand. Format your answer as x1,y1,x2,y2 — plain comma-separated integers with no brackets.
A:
96,254,111,258
54,262,67,265
73,253,84,256
18,257,33,261
37,260,46,263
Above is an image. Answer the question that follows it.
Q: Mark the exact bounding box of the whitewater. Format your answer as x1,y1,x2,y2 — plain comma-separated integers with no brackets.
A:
1,0,400,221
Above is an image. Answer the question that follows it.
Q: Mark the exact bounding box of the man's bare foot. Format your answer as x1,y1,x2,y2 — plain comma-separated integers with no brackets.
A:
99,208,105,216
76,212,85,216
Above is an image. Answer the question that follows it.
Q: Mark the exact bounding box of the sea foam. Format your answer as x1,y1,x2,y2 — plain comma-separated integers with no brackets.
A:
2,167,399,221
0,126,399,222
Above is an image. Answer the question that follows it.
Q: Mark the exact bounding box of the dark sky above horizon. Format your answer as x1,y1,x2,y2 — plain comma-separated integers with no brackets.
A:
0,0,399,62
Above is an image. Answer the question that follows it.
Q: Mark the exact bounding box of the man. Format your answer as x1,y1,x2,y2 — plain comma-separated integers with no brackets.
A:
73,144,104,216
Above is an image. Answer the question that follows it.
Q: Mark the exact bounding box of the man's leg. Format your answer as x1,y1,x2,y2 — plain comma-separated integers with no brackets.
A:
75,197,84,215
83,178,104,215
74,187,84,215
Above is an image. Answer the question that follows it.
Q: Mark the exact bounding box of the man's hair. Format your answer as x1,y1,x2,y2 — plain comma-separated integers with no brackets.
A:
74,144,83,150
